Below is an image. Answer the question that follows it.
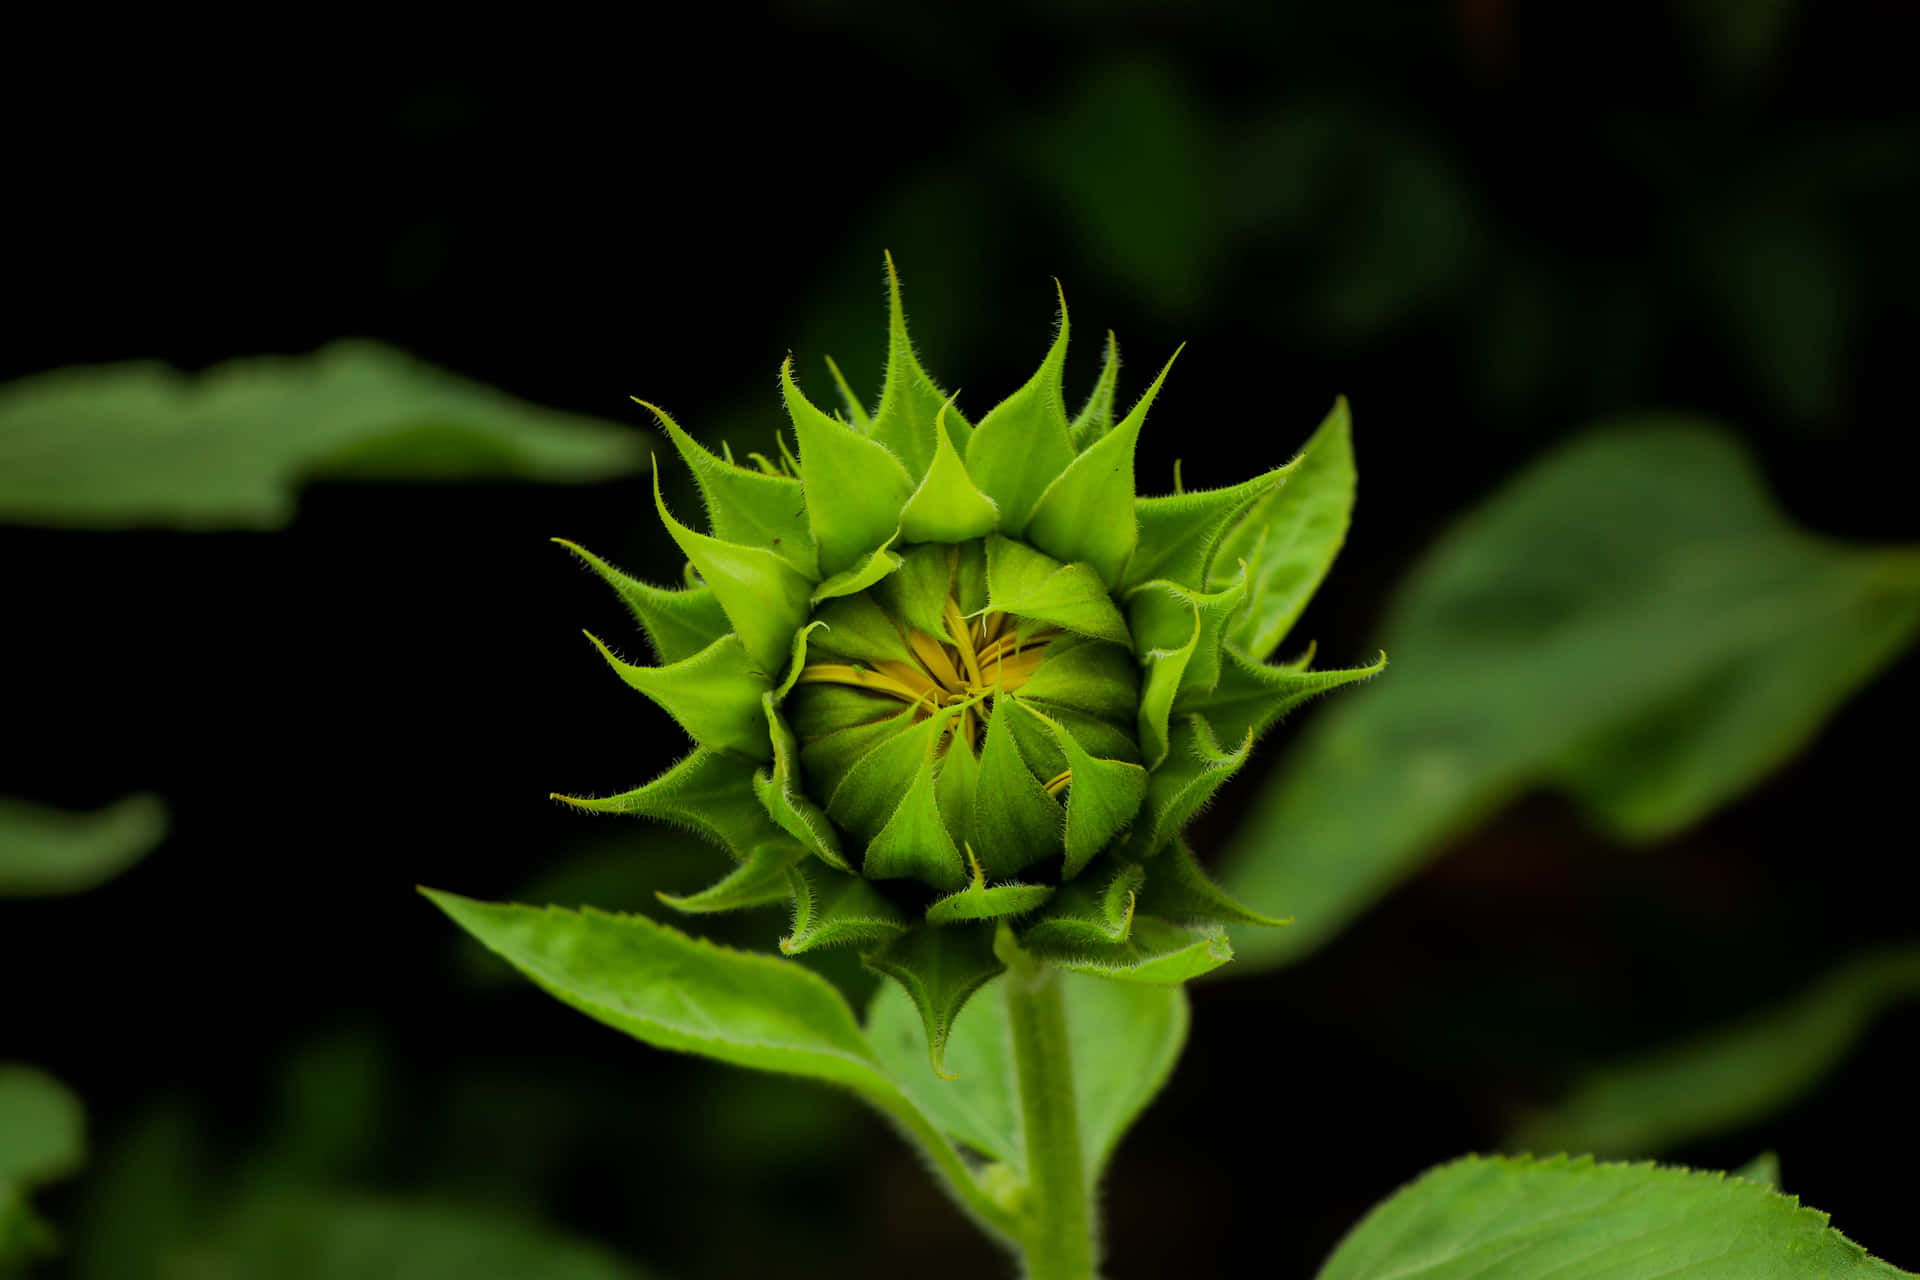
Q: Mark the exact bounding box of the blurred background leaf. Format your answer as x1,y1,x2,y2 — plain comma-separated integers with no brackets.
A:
0,1066,84,1270
0,794,166,898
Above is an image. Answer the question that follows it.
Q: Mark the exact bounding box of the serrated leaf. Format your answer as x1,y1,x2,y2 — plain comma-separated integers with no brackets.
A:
1028,916,1233,984
1066,330,1121,451
1136,837,1287,927
652,470,816,677
1019,859,1143,951
869,253,972,478
864,923,1005,1078
782,359,915,577
1124,715,1253,859
1016,702,1147,878
970,698,1065,879
657,842,801,914
1318,1155,1915,1280
1224,422,1920,971
1506,944,1920,1160
0,792,166,898
585,631,771,760
552,539,732,664
552,749,783,860
1182,642,1386,749
1213,397,1354,659
964,286,1076,533
636,399,817,578
864,735,968,892
983,536,1130,645
899,399,1000,542
1128,465,1291,592
755,694,850,872
0,341,645,529
1026,346,1179,587
782,863,910,953
866,968,1186,1191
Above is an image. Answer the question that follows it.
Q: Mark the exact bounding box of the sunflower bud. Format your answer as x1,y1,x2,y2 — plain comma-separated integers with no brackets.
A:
554,256,1383,1070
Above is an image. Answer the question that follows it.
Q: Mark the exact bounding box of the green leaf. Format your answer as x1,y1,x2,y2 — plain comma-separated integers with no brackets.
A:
552,749,785,861
1019,859,1143,951
0,793,166,897
1213,396,1355,659
864,733,968,892
964,286,1076,533
1735,1152,1784,1190
983,536,1130,645
869,252,972,478
925,851,1055,924
970,698,1065,880
1027,916,1233,984
1124,715,1253,860
584,631,771,760
865,924,1006,1078
822,354,872,430
875,542,958,638
1016,702,1147,879
1506,945,1920,1160
1182,642,1386,750
825,707,957,846
1012,634,1141,726
781,359,915,577
1223,422,1920,970
755,694,850,872
865,969,1187,1191
1137,837,1288,927
898,399,1000,543
636,399,817,578
1066,330,1121,451
809,541,904,605
781,863,910,953
657,842,801,914
0,1064,86,1267
652,470,816,677
552,540,731,664
1128,465,1291,592
1026,346,1179,587
803,593,920,668
1130,563,1249,701
1317,1155,1916,1280
0,340,645,529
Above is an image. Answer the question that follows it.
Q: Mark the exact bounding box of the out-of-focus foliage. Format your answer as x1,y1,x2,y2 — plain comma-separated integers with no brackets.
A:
0,341,647,530
1317,1155,1915,1279
1223,422,1920,967
0,793,167,897
0,1065,85,1270
1509,946,1920,1160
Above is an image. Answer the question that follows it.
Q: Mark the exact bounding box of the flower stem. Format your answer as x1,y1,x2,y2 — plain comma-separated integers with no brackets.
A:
999,926,1096,1280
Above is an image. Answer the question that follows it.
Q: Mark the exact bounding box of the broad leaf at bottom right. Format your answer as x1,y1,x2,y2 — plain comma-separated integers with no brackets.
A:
1319,1155,1914,1279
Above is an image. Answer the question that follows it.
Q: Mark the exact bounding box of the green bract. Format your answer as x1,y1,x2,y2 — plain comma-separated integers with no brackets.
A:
557,257,1381,1069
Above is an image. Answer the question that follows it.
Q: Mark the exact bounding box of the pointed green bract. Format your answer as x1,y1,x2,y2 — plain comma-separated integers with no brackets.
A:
1137,838,1287,927
899,400,1000,542
552,749,784,859
653,471,815,677
1125,715,1254,859
1026,346,1179,588
828,707,959,844
822,354,871,430
586,631,771,760
782,863,910,953
965,287,1075,533
865,739,968,891
1015,634,1141,725
659,842,802,914
553,540,733,664
1017,701,1147,878
811,541,903,605
636,399,817,578
925,877,1055,924
1028,917,1233,984
869,253,971,478
970,699,1065,879
1021,858,1143,951
1067,330,1120,451
756,694,850,872
865,923,1005,1078
1130,564,1249,700
1128,464,1291,592
984,536,1130,645
1184,643,1386,749
782,359,916,577
875,541,957,637
1213,397,1354,659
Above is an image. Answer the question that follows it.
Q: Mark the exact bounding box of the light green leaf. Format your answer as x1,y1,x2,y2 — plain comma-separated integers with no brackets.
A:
869,252,972,478
822,354,872,430
1507,945,1920,1160
865,923,1005,1078
652,470,816,677
1224,422,1920,970
983,536,1131,645
1136,837,1288,927
584,631,770,760
1013,633,1140,726
0,341,645,529
782,359,915,577
803,593,920,668
925,853,1055,924
875,542,958,638
657,842,801,914
0,1064,86,1267
864,735,968,892
1026,346,1179,587
1213,396,1354,659
552,749,784,861
636,399,817,578
755,694,850,872
781,863,910,953
1183,642,1386,750
826,707,956,846
965,286,1076,533
1124,715,1253,860
810,541,903,605
1130,564,1249,699
1128,464,1290,592
899,400,1000,543
970,699,1065,880
1066,330,1121,451
1019,859,1143,951
552,540,731,664
1026,916,1233,984
866,969,1187,1191
1736,1151,1784,1189
0,793,166,897
1016,702,1147,879
1318,1155,1915,1280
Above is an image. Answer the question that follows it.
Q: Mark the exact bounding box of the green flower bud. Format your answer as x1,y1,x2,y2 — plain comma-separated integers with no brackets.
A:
554,256,1384,1070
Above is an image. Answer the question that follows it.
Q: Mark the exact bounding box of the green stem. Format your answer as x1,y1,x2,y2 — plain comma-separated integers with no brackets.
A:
1000,927,1096,1280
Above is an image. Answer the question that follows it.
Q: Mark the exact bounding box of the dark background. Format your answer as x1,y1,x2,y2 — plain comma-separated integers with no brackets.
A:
7,4,1919,1276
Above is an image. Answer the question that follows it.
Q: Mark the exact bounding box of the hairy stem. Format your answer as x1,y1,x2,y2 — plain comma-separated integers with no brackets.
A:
1000,927,1096,1280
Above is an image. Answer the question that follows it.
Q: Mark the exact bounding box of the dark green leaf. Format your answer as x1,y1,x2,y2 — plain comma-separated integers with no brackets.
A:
1016,702,1147,878
865,924,1005,1078
781,863,910,953
970,699,1065,880
0,1065,85,1267
1026,916,1233,984
1019,859,1143,951
754,695,850,872
0,793,166,897
1129,465,1290,592
1136,837,1288,927
1181,642,1385,750
864,733,968,892
1123,714,1252,859
657,842,801,914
